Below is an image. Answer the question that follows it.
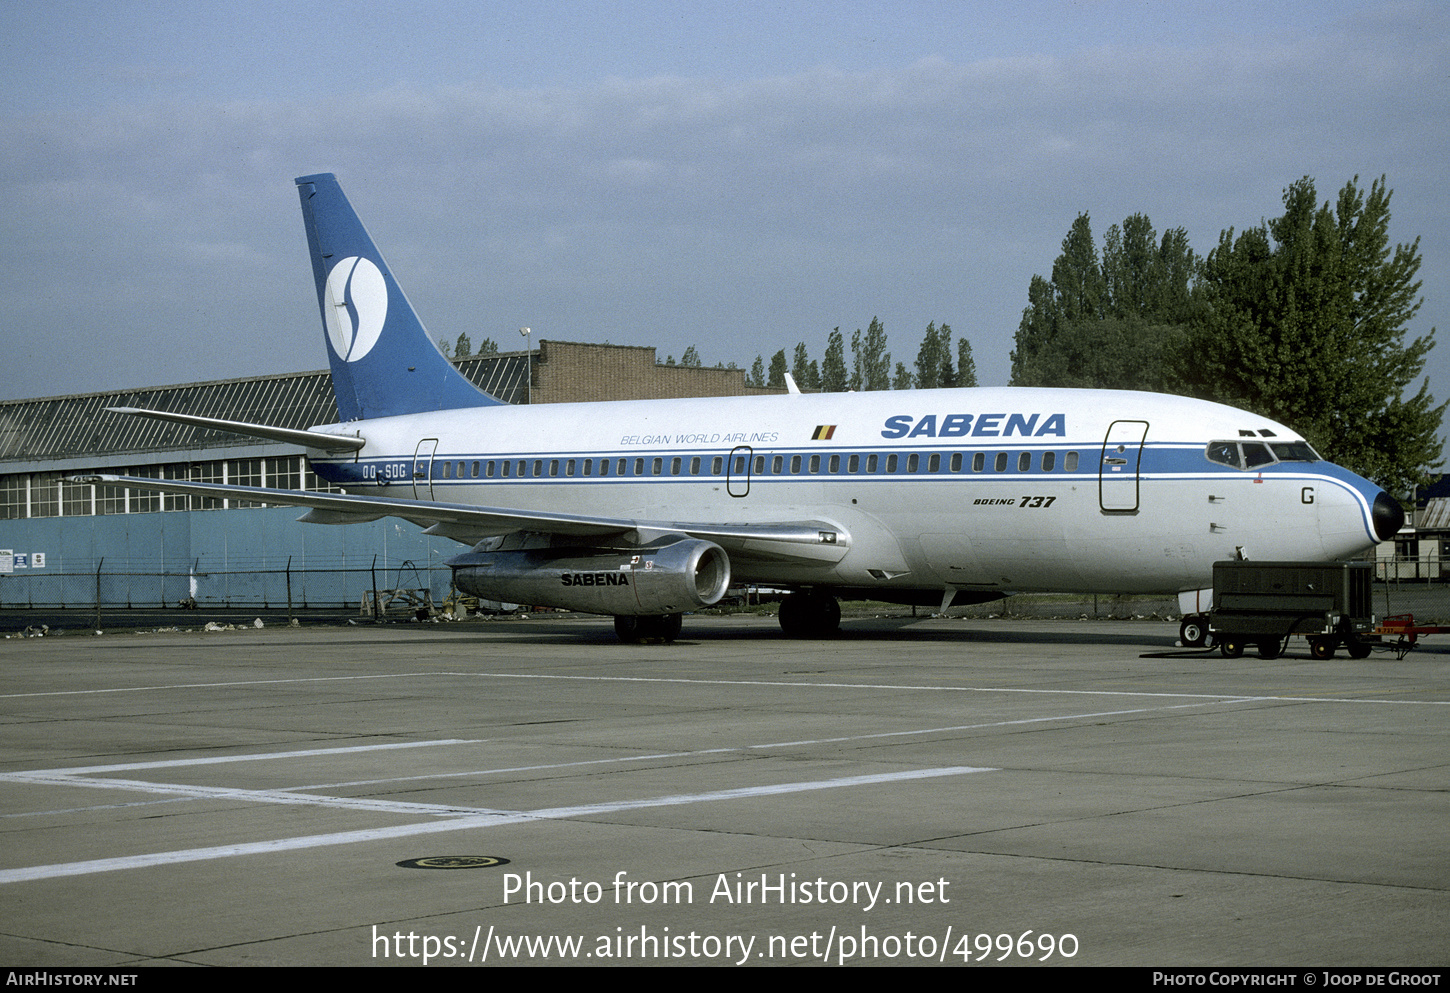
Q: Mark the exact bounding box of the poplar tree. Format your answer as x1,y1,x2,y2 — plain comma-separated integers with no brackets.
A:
822,329,848,391
1191,175,1442,494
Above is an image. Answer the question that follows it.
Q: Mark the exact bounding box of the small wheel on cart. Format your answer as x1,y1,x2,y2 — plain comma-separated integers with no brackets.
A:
1179,615,1208,648
1345,637,1372,660
1220,639,1245,659
1256,637,1285,660
1308,636,1338,660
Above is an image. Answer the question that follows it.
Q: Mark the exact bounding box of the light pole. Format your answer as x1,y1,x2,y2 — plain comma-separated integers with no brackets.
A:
519,327,531,404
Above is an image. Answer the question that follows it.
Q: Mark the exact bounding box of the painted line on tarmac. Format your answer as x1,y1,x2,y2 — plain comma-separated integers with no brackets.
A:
0,765,993,884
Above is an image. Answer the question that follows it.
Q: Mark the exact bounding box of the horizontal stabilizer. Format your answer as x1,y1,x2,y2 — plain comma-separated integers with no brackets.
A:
105,407,365,452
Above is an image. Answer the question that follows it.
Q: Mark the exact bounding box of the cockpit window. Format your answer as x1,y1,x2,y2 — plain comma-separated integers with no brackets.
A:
1270,441,1319,462
1242,442,1275,468
1206,441,1243,469
1206,439,1319,471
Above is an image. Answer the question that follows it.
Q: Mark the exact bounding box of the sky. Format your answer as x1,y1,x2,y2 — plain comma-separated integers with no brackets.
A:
3,1,1447,431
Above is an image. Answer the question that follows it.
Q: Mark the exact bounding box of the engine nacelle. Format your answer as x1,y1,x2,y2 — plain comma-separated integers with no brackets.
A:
448,538,731,616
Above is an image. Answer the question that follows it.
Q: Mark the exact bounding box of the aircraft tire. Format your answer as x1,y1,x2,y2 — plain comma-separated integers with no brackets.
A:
1256,638,1284,660
1345,637,1372,660
1309,636,1337,660
778,591,841,638
1179,615,1208,648
1220,639,1245,659
614,614,683,644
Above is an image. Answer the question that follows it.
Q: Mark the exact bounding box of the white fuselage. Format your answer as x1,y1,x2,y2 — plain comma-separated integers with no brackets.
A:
310,387,1385,597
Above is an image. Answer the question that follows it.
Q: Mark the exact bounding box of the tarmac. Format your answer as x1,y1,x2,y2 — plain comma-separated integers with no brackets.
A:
1,612,1446,968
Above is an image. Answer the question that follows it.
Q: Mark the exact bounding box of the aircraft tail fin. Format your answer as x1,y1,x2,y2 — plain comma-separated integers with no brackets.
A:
295,173,504,420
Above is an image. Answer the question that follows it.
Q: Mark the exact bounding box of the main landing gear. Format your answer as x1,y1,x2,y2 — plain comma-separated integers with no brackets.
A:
614,614,683,644
777,591,841,638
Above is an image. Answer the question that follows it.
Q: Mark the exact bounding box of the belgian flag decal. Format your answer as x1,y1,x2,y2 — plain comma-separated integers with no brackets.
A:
811,425,837,441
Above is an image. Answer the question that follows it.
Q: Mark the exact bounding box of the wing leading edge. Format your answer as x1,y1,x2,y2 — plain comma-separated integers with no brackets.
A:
70,474,850,566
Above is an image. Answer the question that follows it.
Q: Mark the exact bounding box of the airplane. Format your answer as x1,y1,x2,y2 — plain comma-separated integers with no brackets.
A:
79,173,1405,648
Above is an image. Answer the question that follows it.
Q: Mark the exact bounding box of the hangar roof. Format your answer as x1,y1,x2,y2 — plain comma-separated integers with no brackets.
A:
0,354,528,465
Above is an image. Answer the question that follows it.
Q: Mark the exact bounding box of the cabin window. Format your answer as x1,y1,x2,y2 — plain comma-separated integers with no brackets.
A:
652,458,663,476
711,456,723,475
790,455,801,474
994,452,1008,472
772,455,784,474
907,454,919,473
566,459,575,477
458,461,466,478
754,456,766,474
866,454,879,473
634,458,645,476
950,453,962,472
1017,452,1031,472
502,461,512,478
1065,452,1079,472
809,455,820,474
830,455,841,473
486,461,495,478
530,460,541,477
690,457,701,475
928,453,939,473
549,460,559,477
1041,451,1055,472
582,459,592,476
472,461,480,478
886,454,898,473
670,457,681,475
441,461,452,479
848,454,860,473
972,452,985,472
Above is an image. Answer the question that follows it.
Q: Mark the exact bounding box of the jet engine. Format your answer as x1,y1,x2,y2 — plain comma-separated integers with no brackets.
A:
448,537,731,616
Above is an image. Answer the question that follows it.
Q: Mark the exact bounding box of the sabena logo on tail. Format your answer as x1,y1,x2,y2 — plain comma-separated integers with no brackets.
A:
323,256,388,363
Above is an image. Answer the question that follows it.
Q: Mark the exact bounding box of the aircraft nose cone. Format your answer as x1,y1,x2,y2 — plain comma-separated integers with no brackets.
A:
1372,491,1405,542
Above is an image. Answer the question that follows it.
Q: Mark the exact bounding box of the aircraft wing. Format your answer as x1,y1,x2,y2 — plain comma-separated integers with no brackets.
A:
71,475,849,565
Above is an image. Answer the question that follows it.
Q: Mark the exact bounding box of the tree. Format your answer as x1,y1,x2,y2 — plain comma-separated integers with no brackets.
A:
476,337,499,356
914,322,943,389
892,361,914,390
937,324,956,388
792,342,819,389
1011,211,1200,391
957,335,978,388
822,328,848,391
747,355,766,388
856,317,891,391
437,338,452,358
454,332,472,359
680,345,702,367
1190,175,1442,494
767,349,788,388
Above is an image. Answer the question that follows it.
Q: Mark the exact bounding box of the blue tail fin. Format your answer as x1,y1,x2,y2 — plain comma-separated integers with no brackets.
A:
295,173,504,420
